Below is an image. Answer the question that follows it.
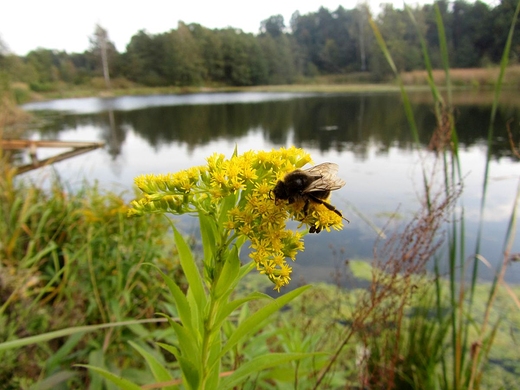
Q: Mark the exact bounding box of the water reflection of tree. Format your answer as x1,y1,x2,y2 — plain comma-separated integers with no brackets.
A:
34,111,127,159
117,102,295,152
31,95,520,162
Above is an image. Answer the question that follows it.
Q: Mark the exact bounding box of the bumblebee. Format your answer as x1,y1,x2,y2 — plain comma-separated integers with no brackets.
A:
272,162,348,233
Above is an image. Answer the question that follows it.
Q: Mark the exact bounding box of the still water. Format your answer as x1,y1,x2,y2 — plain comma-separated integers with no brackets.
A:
20,92,520,284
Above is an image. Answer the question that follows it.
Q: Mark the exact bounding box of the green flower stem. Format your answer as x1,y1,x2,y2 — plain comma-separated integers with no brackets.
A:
200,225,235,389
200,295,219,389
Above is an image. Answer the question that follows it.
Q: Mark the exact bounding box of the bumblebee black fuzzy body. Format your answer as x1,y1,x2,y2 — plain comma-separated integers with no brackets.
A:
272,162,347,232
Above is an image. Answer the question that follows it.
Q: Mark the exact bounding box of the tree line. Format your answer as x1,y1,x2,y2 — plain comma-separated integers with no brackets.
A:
1,0,518,91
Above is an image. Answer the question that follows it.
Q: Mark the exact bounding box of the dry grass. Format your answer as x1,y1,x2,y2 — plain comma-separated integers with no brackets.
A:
407,88,520,107
0,90,31,138
401,65,520,88
313,159,461,389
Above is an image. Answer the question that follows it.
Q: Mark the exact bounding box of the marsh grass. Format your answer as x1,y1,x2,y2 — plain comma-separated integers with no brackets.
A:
0,76,31,136
400,65,520,88
306,171,461,389
362,2,520,389
0,156,182,387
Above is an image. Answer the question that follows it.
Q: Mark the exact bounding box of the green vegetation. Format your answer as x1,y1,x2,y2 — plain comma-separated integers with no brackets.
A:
1,0,520,103
0,157,184,387
1,1,520,388
369,1,520,388
1,159,518,388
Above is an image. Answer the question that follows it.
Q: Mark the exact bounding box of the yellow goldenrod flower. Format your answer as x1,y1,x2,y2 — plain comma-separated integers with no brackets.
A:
129,147,344,290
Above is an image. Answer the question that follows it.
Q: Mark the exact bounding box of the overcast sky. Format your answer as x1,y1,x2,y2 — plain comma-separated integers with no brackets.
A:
1,0,492,56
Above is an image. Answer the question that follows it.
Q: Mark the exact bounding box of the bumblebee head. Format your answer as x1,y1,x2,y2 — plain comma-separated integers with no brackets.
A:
272,180,288,201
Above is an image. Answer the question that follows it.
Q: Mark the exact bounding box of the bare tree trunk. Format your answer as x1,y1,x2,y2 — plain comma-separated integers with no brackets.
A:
95,25,111,89
358,3,368,72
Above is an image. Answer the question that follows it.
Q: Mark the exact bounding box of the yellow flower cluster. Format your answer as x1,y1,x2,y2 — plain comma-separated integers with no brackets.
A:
129,147,344,291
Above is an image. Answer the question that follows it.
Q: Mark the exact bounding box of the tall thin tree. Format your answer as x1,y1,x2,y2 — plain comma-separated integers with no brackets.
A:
92,24,111,89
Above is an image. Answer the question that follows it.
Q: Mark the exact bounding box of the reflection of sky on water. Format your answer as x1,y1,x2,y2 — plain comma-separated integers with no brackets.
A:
20,94,520,285
21,93,316,114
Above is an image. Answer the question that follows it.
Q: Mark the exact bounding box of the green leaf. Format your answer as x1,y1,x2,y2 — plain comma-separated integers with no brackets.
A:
216,261,256,306
27,371,77,390
87,349,105,389
218,285,310,360
434,3,452,105
162,315,199,361
157,342,180,358
216,261,256,305
186,289,203,338
349,260,373,281
157,341,193,388
176,356,200,390
405,5,443,105
198,211,217,265
0,319,165,352
45,332,84,372
214,291,269,330
205,334,223,389
219,352,320,389
126,322,151,338
473,0,520,304
75,365,142,390
171,224,206,312
237,260,256,280
128,341,176,390
218,192,237,228
158,268,193,330
157,344,198,389
214,245,241,298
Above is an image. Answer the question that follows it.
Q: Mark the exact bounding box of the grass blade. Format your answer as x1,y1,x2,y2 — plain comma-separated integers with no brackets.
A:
434,3,452,106
219,352,321,390
75,365,142,390
473,0,520,301
128,341,176,390
0,319,165,352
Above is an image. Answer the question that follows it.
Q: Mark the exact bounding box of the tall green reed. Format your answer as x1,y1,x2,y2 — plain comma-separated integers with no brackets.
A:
370,1,520,388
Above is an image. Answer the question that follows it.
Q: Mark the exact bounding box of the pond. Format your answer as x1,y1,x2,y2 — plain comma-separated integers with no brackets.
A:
20,91,520,285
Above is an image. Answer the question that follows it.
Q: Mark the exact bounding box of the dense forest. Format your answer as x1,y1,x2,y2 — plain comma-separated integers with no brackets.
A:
0,0,519,91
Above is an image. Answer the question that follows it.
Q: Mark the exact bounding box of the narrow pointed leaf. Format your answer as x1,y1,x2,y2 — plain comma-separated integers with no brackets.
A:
214,292,270,330
27,371,76,390
128,341,175,389
164,316,199,360
214,246,241,298
198,212,217,265
176,356,200,390
0,319,165,352
158,268,192,329
219,285,310,359
219,352,320,389
75,365,141,390
171,224,206,311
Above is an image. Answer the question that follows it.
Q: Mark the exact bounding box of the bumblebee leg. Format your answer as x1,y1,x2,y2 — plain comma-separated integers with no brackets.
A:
308,194,350,223
301,198,310,215
309,225,322,234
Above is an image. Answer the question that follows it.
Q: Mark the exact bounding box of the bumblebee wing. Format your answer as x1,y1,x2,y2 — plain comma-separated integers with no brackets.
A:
302,163,346,193
304,162,339,177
